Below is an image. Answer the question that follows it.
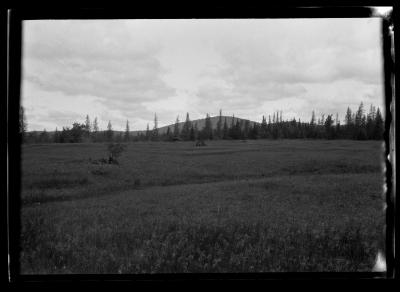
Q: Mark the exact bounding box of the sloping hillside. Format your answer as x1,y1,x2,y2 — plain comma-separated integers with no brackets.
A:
132,116,260,136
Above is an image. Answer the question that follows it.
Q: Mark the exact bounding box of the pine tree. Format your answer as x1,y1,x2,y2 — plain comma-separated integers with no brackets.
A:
373,107,384,140
310,111,316,126
124,120,130,142
106,120,113,142
19,106,27,142
324,114,334,139
222,117,229,139
189,124,195,141
173,116,180,138
152,113,159,141
145,123,150,141
261,115,267,138
204,113,213,140
93,117,99,132
53,127,59,143
234,119,241,139
345,107,353,138
166,126,172,141
92,117,99,142
243,120,250,139
84,115,91,133
216,109,222,139
355,102,367,140
181,112,191,140
366,105,376,139
39,129,49,143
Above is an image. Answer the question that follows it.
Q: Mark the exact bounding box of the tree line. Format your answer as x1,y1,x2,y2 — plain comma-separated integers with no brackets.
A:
19,102,384,144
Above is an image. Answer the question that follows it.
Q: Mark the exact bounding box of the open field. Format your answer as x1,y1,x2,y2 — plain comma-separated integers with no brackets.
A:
20,140,385,273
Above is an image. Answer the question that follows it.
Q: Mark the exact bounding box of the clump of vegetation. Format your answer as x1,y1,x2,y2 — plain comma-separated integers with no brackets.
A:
195,140,207,147
89,143,126,165
107,143,126,164
134,179,141,187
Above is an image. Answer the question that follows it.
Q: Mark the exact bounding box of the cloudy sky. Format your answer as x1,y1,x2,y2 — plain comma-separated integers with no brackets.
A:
21,18,385,131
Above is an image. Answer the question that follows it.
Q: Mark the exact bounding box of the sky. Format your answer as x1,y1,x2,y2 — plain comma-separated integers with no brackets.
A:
21,18,385,131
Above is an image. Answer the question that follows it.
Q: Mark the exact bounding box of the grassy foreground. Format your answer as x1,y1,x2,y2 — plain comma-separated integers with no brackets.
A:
20,140,385,273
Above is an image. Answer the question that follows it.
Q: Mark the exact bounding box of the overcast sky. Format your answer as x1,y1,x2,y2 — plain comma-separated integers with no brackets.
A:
21,18,385,131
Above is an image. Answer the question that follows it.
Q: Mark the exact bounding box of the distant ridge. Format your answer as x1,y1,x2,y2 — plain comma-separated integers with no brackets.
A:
131,116,260,136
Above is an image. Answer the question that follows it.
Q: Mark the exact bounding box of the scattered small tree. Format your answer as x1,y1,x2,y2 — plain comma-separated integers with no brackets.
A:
106,121,113,142
19,106,27,142
107,143,126,164
124,120,130,142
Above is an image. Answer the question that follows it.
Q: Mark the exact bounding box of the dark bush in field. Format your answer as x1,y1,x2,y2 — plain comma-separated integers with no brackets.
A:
107,143,126,164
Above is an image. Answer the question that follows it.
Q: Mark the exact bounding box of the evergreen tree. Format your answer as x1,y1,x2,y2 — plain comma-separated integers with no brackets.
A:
249,123,259,139
324,114,334,139
181,112,191,140
189,124,195,141
152,113,159,141
216,109,223,139
229,115,235,139
124,120,130,142
366,105,376,139
260,115,267,138
243,120,250,139
355,102,367,140
373,107,384,140
19,106,27,142
53,127,60,143
310,110,316,126
106,120,113,142
39,129,49,143
92,117,99,142
173,116,180,138
194,123,199,140
222,117,229,139
84,114,91,133
145,123,150,141
345,107,353,138
204,113,213,140
166,126,172,141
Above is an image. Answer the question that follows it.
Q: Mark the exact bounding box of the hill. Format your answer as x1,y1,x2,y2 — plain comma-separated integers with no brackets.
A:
132,116,260,136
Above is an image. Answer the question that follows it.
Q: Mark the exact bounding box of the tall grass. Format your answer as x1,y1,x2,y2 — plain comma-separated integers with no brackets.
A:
19,140,385,273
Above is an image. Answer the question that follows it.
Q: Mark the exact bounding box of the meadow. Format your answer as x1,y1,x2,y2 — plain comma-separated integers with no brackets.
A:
20,139,386,273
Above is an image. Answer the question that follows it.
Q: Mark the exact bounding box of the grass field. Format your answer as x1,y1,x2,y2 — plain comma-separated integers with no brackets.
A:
20,139,385,273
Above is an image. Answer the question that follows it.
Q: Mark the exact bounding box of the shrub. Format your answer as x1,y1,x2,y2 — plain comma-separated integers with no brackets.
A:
107,143,126,164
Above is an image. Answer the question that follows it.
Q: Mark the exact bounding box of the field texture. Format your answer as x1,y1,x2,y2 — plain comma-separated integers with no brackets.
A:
20,140,385,273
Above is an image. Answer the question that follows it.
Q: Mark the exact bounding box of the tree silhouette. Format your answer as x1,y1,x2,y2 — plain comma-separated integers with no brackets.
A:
124,120,130,142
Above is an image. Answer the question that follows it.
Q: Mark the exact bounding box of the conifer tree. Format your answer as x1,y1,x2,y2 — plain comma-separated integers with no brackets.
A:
145,123,150,141
106,120,113,142
181,112,191,140
53,127,60,143
92,117,99,142
261,115,267,138
216,109,223,139
124,120,130,142
152,113,159,141
374,107,384,140
19,106,27,142
223,117,229,139
204,113,213,140
173,116,180,138
189,124,195,141
84,114,91,133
